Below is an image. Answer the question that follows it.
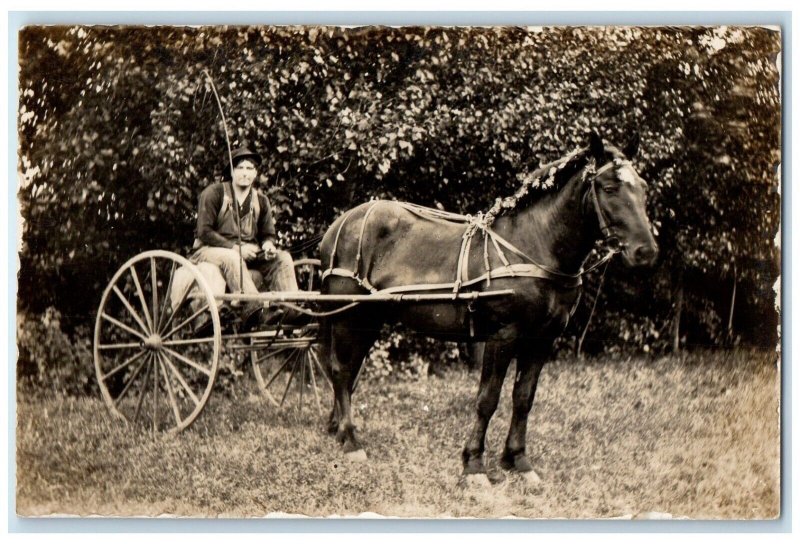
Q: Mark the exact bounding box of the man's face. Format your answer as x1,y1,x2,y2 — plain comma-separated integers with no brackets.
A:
232,159,258,189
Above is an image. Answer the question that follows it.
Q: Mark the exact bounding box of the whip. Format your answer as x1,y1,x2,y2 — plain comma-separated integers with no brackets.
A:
202,69,245,295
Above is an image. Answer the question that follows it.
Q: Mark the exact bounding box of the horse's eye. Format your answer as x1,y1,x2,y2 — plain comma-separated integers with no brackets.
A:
602,186,618,194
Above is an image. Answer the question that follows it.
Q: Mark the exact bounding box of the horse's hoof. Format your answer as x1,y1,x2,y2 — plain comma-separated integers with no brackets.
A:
464,473,491,488
344,449,367,463
500,451,534,473
519,469,542,488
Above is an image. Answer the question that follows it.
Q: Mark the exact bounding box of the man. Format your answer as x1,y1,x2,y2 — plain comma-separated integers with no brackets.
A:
192,142,299,331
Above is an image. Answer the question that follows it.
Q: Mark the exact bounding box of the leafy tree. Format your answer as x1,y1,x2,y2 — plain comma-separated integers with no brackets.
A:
18,25,780,353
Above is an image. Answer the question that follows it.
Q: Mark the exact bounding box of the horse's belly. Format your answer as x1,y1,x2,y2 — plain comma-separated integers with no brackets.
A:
396,303,469,337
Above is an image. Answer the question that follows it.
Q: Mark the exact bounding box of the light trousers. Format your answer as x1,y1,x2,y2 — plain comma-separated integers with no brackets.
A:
191,246,299,295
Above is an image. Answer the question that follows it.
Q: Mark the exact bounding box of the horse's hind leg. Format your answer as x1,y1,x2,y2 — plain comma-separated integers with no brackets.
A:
326,402,339,436
500,346,547,486
322,342,368,437
318,318,341,435
328,314,379,459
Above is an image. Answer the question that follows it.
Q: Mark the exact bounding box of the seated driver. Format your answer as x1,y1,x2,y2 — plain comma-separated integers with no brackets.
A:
191,142,299,332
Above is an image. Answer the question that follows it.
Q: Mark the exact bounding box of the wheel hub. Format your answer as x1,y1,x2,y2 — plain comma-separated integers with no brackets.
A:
143,334,163,350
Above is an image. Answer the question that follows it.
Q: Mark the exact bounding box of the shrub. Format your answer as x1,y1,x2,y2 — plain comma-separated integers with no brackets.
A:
17,308,95,396
365,327,463,381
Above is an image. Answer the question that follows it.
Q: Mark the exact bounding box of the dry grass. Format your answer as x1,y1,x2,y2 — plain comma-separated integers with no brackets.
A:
16,349,780,519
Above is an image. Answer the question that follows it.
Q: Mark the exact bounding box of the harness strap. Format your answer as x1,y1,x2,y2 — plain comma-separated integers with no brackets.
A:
322,267,457,293
355,201,382,277
397,201,470,223
590,178,614,240
321,267,358,282
322,268,377,292
328,207,356,272
464,263,582,289
322,201,587,295
486,227,579,280
489,232,512,268
357,275,379,294
455,224,476,295
322,262,582,293
594,159,630,177
482,231,491,286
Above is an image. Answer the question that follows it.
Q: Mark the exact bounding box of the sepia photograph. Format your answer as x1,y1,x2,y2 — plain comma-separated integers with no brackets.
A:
15,22,781,519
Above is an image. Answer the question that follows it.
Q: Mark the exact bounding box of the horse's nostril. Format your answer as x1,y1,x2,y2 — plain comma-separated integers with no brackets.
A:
634,245,658,264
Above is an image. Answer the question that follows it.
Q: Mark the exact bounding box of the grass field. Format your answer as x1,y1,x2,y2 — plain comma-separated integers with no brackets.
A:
16,349,780,519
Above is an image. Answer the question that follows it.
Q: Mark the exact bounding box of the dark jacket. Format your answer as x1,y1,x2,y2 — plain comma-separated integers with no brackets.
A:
194,182,277,249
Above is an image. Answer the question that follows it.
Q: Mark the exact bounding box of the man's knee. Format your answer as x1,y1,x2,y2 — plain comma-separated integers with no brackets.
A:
275,249,293,266
214,248,245,270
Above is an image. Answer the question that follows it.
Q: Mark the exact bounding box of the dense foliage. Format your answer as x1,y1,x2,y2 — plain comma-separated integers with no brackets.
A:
18,25,781,383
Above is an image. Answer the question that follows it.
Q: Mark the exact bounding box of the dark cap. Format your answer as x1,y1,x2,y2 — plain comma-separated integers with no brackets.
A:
229,143,262,166
222,142,262,180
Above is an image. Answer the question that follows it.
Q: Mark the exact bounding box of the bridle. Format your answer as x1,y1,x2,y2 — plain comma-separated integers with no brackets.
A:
577,157,635,275
587,157,633,254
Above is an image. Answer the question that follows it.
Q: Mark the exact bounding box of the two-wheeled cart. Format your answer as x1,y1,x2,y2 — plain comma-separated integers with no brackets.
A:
93,250,512,433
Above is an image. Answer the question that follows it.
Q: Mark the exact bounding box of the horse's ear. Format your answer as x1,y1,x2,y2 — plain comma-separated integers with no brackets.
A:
624,131,640,159
589,130,605,162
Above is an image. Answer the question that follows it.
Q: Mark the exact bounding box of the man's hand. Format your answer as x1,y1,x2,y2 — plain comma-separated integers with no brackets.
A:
262,240,278,260
239,243,260,262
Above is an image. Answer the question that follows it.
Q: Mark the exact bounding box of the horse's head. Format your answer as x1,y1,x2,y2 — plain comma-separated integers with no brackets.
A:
586,131,659,267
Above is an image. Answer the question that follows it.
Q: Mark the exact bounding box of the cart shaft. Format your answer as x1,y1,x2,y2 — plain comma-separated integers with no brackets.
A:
215,289,514,303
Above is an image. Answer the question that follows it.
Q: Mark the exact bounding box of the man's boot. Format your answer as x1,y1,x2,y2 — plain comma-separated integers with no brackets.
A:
237,302,263,333
192,304,235,337
260,306,310,328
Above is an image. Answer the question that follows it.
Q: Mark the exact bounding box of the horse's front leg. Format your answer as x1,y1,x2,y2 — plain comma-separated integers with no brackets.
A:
462,332,516,482
500,346,547,486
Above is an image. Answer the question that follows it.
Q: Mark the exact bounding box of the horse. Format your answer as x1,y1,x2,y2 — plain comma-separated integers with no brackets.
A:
317,131,658,485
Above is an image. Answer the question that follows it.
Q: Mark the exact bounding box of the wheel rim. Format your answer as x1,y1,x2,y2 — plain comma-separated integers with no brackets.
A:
250,258,330,414
94,250,221,433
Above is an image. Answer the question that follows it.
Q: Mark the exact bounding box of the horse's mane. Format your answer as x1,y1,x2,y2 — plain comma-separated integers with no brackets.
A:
482,147,590,226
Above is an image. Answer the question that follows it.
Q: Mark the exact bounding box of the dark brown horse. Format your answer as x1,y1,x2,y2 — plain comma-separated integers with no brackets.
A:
318,132,658,485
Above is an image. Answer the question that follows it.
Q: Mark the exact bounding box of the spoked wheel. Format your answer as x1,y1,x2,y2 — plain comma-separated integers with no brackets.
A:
251,330,331,413
251,258,332,414
93,250,221,433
